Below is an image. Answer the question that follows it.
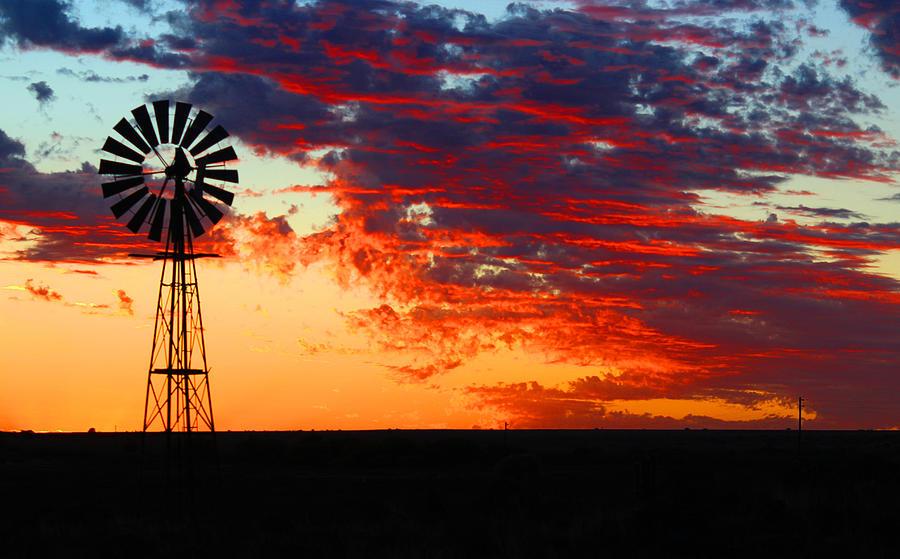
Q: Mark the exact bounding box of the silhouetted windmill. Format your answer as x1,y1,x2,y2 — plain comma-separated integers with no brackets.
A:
98,100,237,435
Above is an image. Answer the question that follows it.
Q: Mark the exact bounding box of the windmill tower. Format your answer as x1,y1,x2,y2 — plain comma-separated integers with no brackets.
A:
97,100,238,435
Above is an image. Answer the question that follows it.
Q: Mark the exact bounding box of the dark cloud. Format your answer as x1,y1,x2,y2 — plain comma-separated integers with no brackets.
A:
877,193,900,203
779,63,884,113
0,127,26,161
120,0,152,12
0,0,123,52
769,204,866,220
0,131,136,262
840,0,900,78
159,34,196,52
106,42,191,69
27,80,54,105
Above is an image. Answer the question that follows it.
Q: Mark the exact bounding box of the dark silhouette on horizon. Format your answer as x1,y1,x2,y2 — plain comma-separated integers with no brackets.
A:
1,429,898,557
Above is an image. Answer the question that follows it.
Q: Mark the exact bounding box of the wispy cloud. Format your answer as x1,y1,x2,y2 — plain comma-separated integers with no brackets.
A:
26,80,54,106
23,278,63,301
115,289,133,316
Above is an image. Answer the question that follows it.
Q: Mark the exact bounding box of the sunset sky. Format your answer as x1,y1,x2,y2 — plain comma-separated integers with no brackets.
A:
2,0,900,431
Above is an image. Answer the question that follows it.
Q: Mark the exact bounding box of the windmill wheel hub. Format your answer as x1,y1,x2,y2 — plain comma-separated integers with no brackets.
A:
165,147,194,180
98,100,238,241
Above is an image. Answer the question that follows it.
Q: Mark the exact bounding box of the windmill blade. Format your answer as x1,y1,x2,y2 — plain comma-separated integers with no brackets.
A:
99,159,143,177
190,188,224,224
127,194,157,233
131,104,160,148
181,196,206,237
153,100,170,144
179,110,213,150
195,146,237,167
149,198,168,241
201,183,235,206
171,102,192,145
102,137,145,164
203,168,238,183
113,118,151,154
189,125,229,157
198,197,225,224
111,186,149,218
102,176,144,198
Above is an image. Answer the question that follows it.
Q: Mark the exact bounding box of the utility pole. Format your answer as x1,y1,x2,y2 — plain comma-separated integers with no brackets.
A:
798,396,803,452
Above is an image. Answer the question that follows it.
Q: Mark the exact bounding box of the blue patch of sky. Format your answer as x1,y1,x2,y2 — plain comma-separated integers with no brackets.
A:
0,48,191,172
69,0,183,36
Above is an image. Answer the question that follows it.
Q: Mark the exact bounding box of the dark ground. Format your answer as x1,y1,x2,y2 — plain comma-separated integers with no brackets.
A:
1,429,897,558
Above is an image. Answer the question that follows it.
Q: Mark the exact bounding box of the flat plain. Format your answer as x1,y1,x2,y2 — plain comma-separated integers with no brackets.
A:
1,429,897,557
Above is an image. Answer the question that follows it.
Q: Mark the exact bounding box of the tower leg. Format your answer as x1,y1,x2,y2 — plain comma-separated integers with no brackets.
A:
142,212,215,433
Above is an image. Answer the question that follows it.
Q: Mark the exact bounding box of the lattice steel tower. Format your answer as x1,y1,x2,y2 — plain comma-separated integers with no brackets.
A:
97,100,238,434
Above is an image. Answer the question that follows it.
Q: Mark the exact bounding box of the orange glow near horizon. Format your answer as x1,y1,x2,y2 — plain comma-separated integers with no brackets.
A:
1,257,806,432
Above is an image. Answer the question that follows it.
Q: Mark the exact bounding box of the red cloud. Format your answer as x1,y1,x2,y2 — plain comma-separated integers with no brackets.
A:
467,380,803,429
116,289,134,316
24,279,63,302
199,210,300,281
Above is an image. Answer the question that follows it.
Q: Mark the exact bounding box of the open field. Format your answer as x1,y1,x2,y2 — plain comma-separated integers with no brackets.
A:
1,429,897,557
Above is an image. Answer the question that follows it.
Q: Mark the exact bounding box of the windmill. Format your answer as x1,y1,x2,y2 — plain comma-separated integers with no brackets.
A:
98,100,238,435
